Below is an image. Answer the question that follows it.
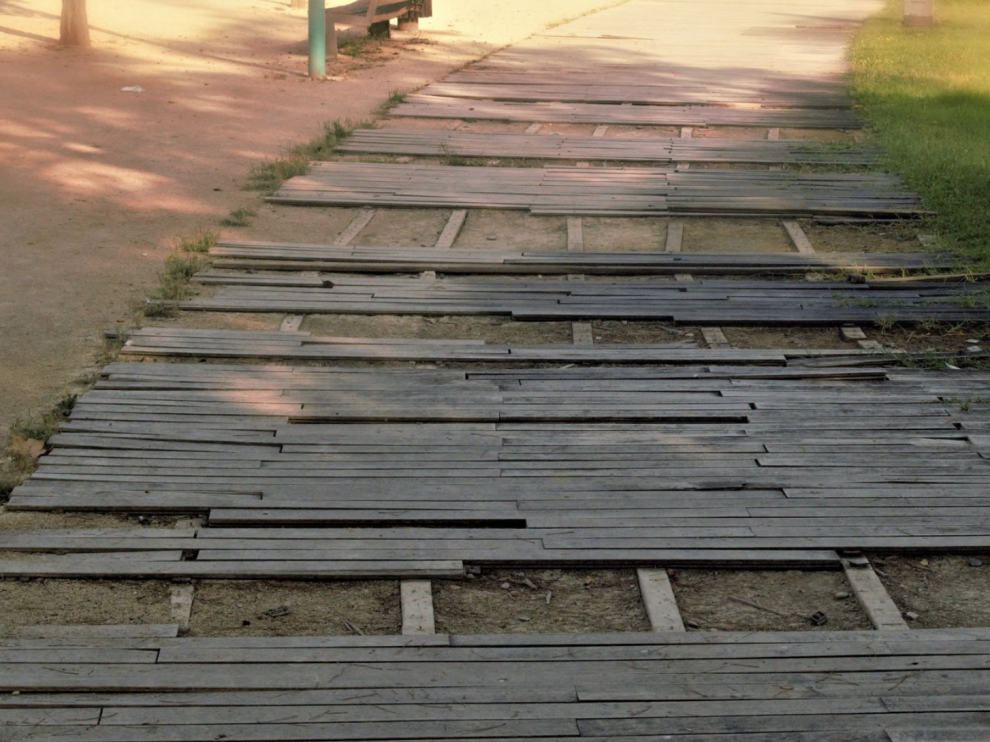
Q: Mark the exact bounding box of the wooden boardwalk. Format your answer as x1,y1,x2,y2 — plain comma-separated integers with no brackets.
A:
7,2,990,736
6,362,990,576
269,163,926,218
335,129,881,165
3,629,990,741
209,241,950,275
181,273,988,326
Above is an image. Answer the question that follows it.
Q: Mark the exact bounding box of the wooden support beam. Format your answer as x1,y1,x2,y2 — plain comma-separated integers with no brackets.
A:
782,220,816,255
842,556,909,630
401,580,436,635
333,210,377,246
169,584,195,635
436,210,467,248
280,315,305,332
841,326,868,341
637,568,685,632
571,322,594,345
566,217,584,251
664,220,684,253
702,327,731,349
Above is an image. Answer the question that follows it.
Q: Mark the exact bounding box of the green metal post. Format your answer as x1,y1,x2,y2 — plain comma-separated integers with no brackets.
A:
308,0,326,80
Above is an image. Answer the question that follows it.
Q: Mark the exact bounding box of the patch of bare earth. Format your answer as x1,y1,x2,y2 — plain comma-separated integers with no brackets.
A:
681,218,795,253
803,221,924,253
455,211,567,249
582,217,666,252
0,581,172,632
870,555,990,629
433,569,651,633
303,315,572,344
669,569,872,631
592,321,699,344
188,580,402,636
724,327,860,350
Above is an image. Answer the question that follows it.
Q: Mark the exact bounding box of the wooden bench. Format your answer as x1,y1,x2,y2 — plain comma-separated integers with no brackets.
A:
326,0,432,57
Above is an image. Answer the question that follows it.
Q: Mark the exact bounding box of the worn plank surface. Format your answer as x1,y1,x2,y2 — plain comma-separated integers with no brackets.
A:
5,362,990,576
0,629,989,740
268,163,926,218
208,240,951,275
177,273,989,327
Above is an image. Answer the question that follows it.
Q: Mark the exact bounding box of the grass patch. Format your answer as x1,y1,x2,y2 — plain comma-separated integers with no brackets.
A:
850,0,990,266
376,90,406,117
246,120,364,194
219,207,256,228
145,229,218,317
2,393,78,501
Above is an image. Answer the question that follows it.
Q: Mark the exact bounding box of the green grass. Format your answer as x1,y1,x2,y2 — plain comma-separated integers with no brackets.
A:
144,229,218,317
219,207,256,227
246,120,365,194
2,393,77,501
850,0,990,266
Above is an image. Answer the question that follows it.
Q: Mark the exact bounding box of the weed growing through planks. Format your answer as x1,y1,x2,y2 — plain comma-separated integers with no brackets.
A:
247,120,366,194
219,207,256,228
851,0,990,269
942,396,990,412
438,143,468,167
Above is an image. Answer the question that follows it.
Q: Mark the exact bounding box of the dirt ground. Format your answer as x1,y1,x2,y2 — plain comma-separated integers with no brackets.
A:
0,580,172,631
188,579,401,636
669,568,872,632
432,569,651,634
870,554,990,629
0,0,628,435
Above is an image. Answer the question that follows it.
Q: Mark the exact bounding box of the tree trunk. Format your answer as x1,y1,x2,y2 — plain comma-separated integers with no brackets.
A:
60,0,91,46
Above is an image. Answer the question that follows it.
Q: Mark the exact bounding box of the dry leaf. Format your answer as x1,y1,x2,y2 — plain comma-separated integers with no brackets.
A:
9,436,45,461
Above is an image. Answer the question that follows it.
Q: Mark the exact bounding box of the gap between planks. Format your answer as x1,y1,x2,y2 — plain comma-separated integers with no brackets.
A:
783,222,876,349
169,517,201,634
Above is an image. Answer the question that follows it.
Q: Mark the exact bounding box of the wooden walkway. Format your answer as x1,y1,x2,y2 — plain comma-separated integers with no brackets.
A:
336,129,881,165
117,328,879,363
210,241,947,275
6,362,990,576
3,629,990,741
182,273,989,326
269,163,926,218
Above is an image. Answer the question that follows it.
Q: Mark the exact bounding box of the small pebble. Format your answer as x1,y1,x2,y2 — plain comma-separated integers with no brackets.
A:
685,619,701,629
968,558,984,568
967,339,980,344
517,616,531,622
834,591,851,600
904,611,919,621
967,346,983,353
920,558,929,567
500,582,510,589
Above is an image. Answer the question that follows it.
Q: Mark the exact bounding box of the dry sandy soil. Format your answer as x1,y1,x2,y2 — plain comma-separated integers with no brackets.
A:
0,0,626,435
